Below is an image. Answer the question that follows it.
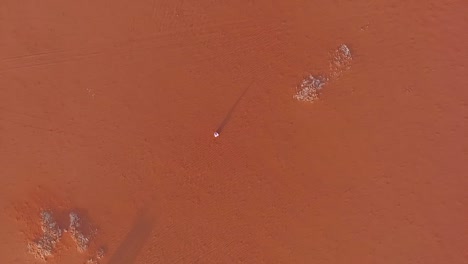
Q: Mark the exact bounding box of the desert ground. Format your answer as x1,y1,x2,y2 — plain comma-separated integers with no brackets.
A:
1,0,467,263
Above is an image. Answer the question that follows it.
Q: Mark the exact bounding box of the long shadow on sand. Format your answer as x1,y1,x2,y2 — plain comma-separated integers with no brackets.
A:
216,79,255,134
107,209,154,264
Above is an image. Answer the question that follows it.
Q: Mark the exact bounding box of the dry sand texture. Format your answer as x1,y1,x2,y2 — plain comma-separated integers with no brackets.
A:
1,0,468,263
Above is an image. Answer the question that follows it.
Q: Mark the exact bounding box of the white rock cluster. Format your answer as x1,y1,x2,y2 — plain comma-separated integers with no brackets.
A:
294,44,352,103
69,212,91,253
293,75,328,102
86,247,105,264
27,211,63,260
329,44,352,79
27,210,104,263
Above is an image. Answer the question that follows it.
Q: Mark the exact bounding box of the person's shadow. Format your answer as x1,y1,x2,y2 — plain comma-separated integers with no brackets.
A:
216,78,255,135
107,209,154,264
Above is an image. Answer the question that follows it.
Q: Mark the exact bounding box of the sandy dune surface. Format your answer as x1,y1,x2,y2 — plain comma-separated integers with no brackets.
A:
1,0,467,263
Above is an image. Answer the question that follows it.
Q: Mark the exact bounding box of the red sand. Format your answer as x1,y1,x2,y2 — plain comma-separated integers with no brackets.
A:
1,1,467,263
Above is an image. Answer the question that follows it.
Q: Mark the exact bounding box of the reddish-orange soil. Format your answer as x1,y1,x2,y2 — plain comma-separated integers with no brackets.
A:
1,1,467,263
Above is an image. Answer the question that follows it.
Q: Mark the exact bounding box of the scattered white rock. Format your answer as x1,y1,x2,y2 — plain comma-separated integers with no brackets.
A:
40,211,62,241
96,247,105,259
293,75,328,102
28,211,62,261
86,258,98,264
27,210,102,262
339,44,351,58
28,238,53,261
69,212,81,229
69,212,91,252
330,44,352,78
